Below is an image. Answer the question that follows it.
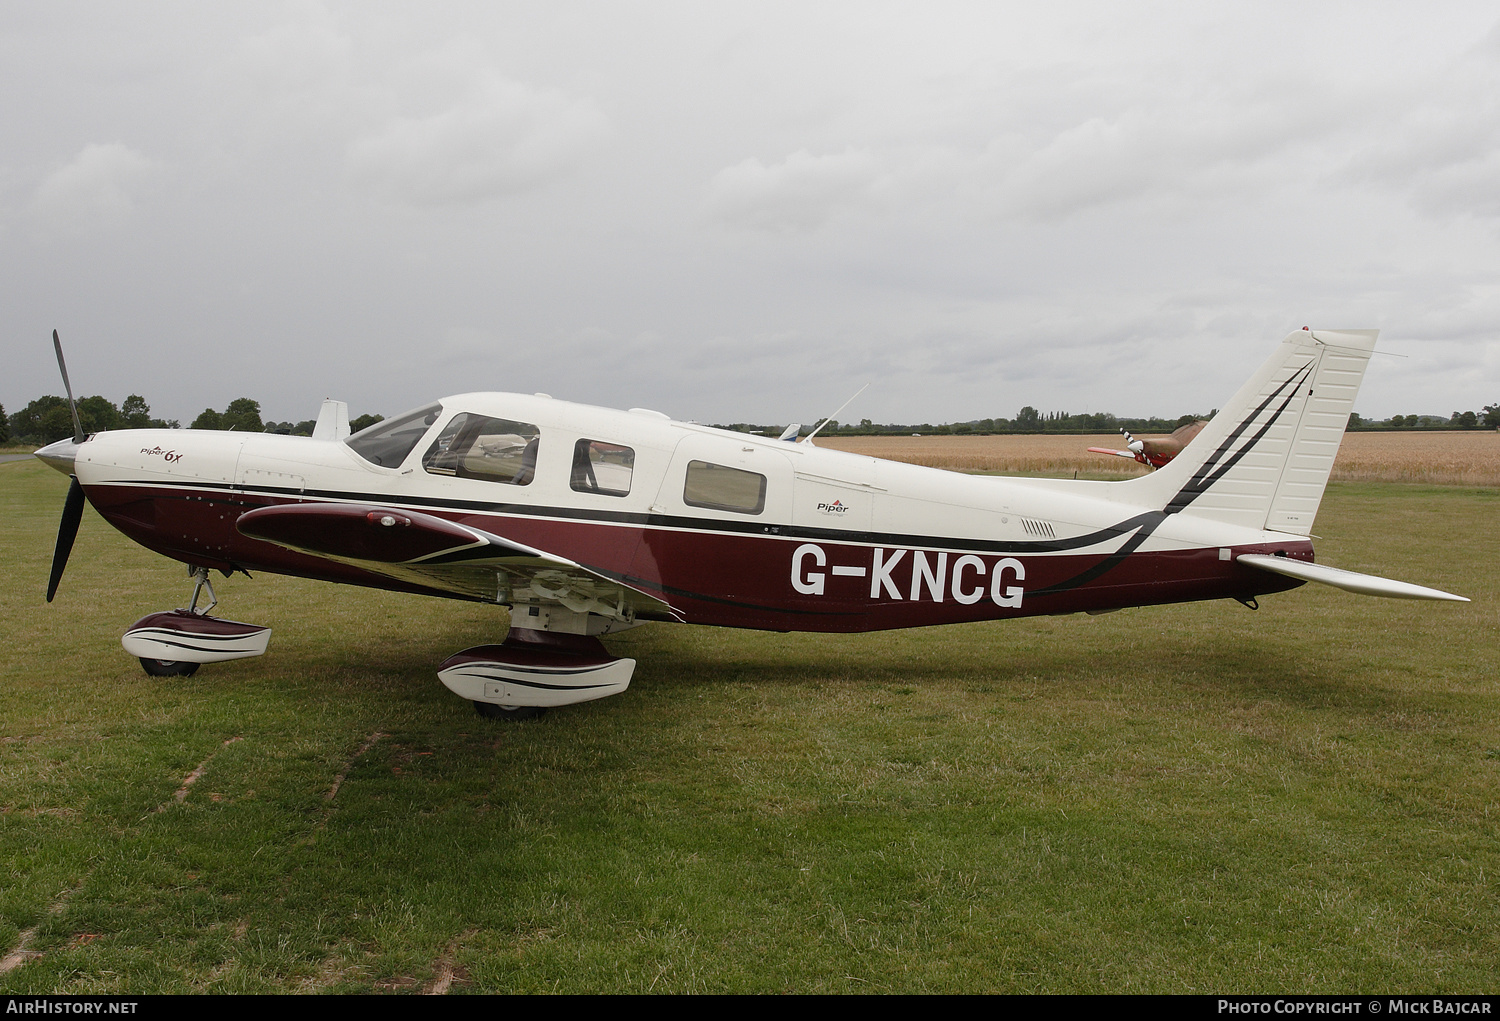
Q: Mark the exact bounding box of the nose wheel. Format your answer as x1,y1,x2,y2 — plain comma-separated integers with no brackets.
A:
139,658,200,677
122,566,272,676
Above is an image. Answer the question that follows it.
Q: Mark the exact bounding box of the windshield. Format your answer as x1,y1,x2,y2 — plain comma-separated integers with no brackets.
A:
346,402,442,467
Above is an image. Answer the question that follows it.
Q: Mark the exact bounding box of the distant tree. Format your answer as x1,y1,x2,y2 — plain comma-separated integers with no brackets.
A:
121,394,151,429
293,420,316,436
221,398,263,432
11,396,74,443
0,404,8,444
1014,406,1042,431
76,395,120,432
1451,410,1479,429
191,398,263,432
1484,404,1500,429
1390,415,1406,428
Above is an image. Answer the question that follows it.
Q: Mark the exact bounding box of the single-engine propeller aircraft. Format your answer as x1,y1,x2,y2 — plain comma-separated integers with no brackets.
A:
1088,419,1208,469
37,327,1467,719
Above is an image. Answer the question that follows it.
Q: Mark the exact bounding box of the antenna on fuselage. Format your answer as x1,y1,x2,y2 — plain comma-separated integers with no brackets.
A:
800,383,870,447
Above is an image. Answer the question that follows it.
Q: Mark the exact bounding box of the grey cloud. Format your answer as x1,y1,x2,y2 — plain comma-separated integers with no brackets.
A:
30,143,156,235
703,149,887,232
347,75,609,206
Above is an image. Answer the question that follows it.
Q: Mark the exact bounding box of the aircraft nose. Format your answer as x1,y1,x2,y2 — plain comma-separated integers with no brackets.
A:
35,437,82,476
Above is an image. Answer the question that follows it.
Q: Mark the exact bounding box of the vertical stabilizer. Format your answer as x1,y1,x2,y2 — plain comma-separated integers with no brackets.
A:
312,399,351,441
1123,329,1377,535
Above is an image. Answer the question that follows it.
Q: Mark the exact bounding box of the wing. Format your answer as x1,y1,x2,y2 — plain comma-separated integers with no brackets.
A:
236,503,681,622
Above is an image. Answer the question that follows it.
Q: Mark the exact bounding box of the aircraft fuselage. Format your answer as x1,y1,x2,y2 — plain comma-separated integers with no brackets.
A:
70,392,1307,633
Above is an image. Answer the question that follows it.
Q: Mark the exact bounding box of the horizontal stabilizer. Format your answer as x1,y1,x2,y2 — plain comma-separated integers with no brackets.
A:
1237,554,1468,602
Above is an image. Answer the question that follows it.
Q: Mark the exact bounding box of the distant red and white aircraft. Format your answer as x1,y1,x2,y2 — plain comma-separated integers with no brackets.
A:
1088,419,1208,469
37,327,1466,719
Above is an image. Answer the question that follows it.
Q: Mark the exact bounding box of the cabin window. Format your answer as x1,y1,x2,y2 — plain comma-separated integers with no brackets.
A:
346,403,442,468
422,413,539,486
571,440,635,497
683,460,766,514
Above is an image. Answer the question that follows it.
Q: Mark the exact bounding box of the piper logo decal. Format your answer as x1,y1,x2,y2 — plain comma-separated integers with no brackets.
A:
140,446,183,463
816,499,850,515
791,543,1024,607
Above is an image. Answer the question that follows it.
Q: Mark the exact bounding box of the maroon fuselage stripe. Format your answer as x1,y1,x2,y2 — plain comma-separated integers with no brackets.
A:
84,482,1309,633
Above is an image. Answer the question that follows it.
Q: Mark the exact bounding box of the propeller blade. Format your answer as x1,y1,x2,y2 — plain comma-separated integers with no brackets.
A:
52,329,86,444
47,476,86,603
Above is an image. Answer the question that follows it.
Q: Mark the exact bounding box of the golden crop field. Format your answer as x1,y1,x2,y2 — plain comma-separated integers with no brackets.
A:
820,430,1500,486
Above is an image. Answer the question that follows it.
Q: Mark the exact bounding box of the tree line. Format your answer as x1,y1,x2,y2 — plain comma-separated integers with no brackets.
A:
1352,408,1500,430
3,394,384,446
5,391,1496,447
720,402,1500,437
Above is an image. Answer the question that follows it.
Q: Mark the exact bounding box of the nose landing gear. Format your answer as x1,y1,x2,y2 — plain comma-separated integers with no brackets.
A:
121,566,272,677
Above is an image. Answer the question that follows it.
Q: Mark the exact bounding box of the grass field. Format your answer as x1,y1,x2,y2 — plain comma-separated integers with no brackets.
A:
1,456,1497,993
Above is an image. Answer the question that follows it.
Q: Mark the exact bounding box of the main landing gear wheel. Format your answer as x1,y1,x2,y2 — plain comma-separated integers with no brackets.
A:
139,658,200,677
472,701,545,721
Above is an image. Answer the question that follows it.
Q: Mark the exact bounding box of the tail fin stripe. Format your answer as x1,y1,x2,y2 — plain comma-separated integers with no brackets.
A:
1182,361,1310,491
1166,361,1314,515
1190,363,1311,492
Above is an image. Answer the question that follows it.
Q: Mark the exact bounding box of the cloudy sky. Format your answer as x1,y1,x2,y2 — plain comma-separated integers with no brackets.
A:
4,1,1498,428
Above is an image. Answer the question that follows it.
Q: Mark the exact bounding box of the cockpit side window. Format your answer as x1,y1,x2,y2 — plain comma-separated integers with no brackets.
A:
571,440,634,497
683,460,766,514
346,403,442,468
423,413,539,486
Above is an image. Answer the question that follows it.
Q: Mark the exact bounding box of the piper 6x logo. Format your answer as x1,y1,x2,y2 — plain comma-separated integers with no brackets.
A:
140,446,183,464
790,543,1025,607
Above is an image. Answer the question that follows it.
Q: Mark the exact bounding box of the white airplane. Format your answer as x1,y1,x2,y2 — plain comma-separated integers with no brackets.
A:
37,327,1466,719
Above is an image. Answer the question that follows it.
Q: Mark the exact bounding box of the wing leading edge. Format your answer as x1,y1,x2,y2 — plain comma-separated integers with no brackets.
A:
236,503,680,621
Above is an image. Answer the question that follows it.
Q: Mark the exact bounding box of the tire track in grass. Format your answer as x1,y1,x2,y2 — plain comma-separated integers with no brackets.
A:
423,930,476,995
309,731,386,839
149,730,386,988
152,736,243,813
0,881,84,975
295,731,394,989
326,732,386,802
0,733,244,975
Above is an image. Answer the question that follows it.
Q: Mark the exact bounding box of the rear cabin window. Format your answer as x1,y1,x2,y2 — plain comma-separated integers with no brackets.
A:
571,440,635,497
683,460,766,514
423,413,539,486
346,403,442,468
